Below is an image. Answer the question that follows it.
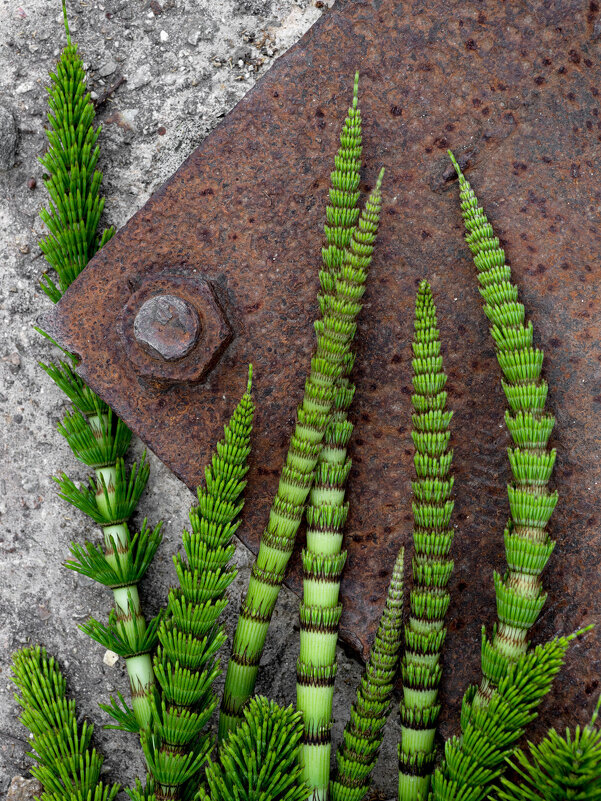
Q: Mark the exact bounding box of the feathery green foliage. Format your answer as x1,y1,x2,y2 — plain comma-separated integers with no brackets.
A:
12,646,120,801
431,631,586,801
39,0,113,303
448,152,557,691
141,369,255,800
330,548,405,801
496,693,601,801
200,697,308,801
37,1,161,734
398,281,455,801
219,73,385,741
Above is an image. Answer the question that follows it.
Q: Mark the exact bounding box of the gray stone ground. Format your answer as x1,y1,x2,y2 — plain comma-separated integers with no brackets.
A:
0,0,400,797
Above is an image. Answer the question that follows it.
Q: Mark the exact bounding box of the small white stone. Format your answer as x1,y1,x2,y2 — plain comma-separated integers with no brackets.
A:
103,649,119,667
160,29,169,42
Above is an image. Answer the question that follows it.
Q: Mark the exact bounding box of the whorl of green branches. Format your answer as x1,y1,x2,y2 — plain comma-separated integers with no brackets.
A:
448,152,557,693
219,73,385,741
496,693,601,801
37,2,161,735
432,630,586,801
330,548,405,801
11,646,120,801
39,0,113,303
200,697,308,801
141,369,255,800
397,281,455,801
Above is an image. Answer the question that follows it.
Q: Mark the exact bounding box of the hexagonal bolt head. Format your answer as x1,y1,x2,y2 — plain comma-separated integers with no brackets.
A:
133,294,200,361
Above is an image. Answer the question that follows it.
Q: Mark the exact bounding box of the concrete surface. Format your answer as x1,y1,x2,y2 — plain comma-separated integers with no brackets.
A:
0,0,399,796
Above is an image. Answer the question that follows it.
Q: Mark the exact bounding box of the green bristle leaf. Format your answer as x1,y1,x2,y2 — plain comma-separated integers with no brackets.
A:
505,410,555,450
504,526,555,576
507,486,558,528
12,646,120,801
65,519,162,588
205,697,307,801
494,572,547,630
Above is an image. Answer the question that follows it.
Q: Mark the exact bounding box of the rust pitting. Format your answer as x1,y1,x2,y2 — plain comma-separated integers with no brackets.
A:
46,0,600,736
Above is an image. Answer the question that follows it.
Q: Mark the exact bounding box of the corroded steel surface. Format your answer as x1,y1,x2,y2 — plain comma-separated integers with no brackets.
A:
45,0,601,736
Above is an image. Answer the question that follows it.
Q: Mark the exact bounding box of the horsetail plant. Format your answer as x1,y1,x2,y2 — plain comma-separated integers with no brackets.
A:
39,0,114,303
431,629,589,801
219,74,385,740
398,281,455,801
199,697,308,801
12,646,120,801
329,548,405,801
426,153,566,801
448,152,557,689
296,371,354,798
37,1,162,733
496,693,601,801
297,159,386,799
139,369,255,801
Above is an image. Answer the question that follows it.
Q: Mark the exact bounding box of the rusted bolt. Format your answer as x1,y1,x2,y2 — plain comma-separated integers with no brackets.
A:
133,294,200,361
119,273,233,384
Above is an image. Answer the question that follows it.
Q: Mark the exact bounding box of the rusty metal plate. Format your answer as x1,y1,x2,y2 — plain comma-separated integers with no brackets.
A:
45,0,601,735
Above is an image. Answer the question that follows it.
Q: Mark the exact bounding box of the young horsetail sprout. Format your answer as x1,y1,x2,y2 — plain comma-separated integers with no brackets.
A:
219,73,385,740
11,646,120,801
448,152,557,693
330,548,405,801
140,369,255,800
36,2,162,734
40,0,114,303
199,697,308,801
398,281,455,801
496,693,601,801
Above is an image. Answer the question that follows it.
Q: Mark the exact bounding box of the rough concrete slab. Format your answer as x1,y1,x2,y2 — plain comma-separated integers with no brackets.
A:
0,0,399,797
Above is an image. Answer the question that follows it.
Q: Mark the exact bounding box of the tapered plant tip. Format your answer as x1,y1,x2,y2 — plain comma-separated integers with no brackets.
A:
62,0,71,44
591,692,601,726
418,278,431,294
247,363,253,393
447,149,461,176
353,71,359,108
376,167,385,189
568,623,594,640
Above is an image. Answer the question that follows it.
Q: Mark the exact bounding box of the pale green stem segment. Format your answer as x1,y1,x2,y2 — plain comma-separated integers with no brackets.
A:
94,469,155,730
297,396,352,799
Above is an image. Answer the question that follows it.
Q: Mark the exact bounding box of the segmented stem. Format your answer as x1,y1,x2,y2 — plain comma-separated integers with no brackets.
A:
398,281,455,801
448,152,557,693
38,6,160,735
330,549,405,801
297,372,354,800
219,74,385,741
